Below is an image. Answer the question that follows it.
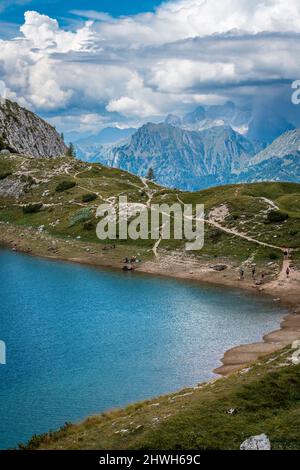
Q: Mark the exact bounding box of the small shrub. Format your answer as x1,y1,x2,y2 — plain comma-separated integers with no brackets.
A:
0,135,6,151
23,203,43,214
20,174,36,185
69,208,93,227
82,193,98,203
267,210,289,223
0,171,12,180
83,221,95,231
91,167,101,175
269,252,279,260
209,228,223,242
55,180,76,192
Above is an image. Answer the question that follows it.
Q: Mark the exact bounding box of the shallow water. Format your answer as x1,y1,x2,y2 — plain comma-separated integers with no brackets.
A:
0,249,286,449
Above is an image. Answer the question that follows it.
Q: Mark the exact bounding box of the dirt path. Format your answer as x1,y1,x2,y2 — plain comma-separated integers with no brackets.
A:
260,197,280,211
206,219,283,251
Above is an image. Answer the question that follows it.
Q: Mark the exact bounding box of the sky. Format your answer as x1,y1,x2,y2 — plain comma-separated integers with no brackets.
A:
0,0,300,139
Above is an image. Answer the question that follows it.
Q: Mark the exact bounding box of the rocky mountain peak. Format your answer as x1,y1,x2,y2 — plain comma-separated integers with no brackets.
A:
0,99,67,158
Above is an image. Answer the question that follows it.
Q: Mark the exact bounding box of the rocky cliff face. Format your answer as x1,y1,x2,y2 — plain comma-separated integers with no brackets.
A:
235,127,300,183
0,99,67,158
249,128,300,166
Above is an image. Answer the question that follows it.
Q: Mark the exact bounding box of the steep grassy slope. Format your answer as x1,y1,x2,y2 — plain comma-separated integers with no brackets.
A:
21,346,300,450
1,153,300,269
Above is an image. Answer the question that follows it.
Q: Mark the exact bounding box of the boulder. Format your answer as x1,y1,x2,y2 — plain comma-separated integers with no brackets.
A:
210,264,228,271
240,434,271,450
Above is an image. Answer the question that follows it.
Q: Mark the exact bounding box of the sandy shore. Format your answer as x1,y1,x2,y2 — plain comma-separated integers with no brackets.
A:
1,221,300,377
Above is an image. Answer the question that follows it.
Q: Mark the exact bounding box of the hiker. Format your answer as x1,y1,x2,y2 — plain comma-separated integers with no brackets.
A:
286,266,290,278
252,266,256,279
239,267,244,280
261,271,265,280
284,249,288,260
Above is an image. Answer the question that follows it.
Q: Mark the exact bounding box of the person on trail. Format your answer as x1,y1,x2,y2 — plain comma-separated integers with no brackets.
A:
261,271,265,280
239,267,244,280
286,266,290,278
284,250,288,260
252,266,256,279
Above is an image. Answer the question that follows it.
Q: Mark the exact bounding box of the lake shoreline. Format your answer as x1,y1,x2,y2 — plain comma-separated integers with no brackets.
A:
1,221,300,377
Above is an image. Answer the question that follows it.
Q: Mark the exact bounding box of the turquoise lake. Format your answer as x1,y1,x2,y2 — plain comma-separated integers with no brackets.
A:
0,249,286,449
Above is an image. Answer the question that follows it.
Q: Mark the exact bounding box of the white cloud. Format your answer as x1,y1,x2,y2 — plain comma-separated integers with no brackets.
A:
0,0,32,13
0,1,300,131
20,11,95,52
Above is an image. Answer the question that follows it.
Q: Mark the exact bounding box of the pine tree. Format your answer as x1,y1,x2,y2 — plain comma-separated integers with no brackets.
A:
0,135,5,151
66,143,76,158
146,167,154,181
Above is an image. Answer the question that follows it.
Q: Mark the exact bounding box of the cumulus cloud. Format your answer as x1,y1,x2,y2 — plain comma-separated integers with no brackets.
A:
0,0,299,132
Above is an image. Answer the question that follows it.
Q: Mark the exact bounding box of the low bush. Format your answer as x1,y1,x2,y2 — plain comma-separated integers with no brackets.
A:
82,193,98,203
267,210,289,223
0,171,12,180
23,203,43,214
269,252,280,260
69,208,93,227
55,180,76,192
83,221,96,231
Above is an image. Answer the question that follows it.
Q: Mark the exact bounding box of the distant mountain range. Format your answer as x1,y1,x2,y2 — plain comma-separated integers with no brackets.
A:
1,98,299,192
165,100,252,135
95,123,257,190
75,127,136,161
72,100,299,191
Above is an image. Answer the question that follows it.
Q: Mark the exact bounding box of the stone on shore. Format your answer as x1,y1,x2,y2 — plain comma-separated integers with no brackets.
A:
240,434,271,450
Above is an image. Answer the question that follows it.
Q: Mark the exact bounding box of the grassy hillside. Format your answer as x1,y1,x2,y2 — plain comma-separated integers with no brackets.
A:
21,345,300,450
1,153,300,269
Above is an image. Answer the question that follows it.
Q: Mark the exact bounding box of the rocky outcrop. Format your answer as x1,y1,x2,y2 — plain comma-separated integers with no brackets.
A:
240,434,271,450
0,99,67,158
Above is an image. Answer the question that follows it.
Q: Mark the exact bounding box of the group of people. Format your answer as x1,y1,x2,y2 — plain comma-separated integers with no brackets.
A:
239,260,292,282
123,256,140,271
239,265,263,281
